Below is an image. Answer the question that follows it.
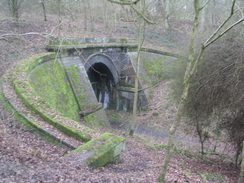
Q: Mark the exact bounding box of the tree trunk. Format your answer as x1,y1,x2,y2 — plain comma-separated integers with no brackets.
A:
158,0,201,182
40,0,47,21
83,1,88,32
158,81,190,182
196,119,205,156
8,0,23,26
163,0,170,29
103,0,109,28
199,4,206,32
129,0,145,136
238,141,244,183
159,0,170,30
87,1,94,32
113,7,117,31
57,0,62,35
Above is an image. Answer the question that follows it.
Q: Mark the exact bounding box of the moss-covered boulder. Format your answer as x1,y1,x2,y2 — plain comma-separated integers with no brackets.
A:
68,132,125,168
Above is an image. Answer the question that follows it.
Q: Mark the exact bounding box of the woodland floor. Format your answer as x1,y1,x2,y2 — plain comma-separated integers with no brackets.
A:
0,15,240,182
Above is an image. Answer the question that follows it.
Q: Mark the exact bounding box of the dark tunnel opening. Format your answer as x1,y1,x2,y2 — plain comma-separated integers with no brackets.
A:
87,63,116,109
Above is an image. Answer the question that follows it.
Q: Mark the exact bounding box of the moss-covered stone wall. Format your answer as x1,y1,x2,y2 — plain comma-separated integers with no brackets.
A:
10,53,97,142
29,60,80,121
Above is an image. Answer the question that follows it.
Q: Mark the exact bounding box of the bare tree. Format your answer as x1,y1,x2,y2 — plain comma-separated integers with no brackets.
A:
162,0,170,29
129,0,146,136
158,0,244,182
40,0,47,21
82,0,88,31
8,0,24,26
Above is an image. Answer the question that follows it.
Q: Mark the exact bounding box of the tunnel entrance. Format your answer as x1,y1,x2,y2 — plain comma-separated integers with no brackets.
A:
87,63,116,109
87,63,134,111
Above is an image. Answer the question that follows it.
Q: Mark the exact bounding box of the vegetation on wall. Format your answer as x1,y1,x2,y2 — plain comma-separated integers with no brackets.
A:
10,53,97,142
29,60,80,122
142,55,186,85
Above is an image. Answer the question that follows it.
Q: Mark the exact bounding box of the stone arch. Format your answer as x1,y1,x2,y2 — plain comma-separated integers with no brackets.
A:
85,54,119,84
85,54,119,109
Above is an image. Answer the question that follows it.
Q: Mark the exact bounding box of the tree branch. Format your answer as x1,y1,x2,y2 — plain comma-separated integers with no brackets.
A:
129,4,154,24
0,23,60,40
204,18,244,48
199,0,210,11
107,0,154,24
204,0,236,46
107,0,140,5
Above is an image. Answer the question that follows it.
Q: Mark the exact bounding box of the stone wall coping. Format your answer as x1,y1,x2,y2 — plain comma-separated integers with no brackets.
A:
46,37,138,51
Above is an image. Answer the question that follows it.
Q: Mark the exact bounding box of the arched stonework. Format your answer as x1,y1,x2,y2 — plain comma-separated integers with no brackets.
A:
85,54,119,84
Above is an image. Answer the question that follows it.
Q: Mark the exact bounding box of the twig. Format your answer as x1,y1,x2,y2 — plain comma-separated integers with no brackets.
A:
0,22,61,40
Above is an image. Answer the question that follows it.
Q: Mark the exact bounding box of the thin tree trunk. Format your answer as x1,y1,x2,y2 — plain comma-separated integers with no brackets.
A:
163,0,170,29
158,82,190,182
114,7,117,31
83,1,87,32
129,0,145,136
57,0,62,35
158,0,201,182
88,1,94,32
58,0,61,24
238,141,244,183
8,0,23,26
103,0,109,28
196,119,205,156
199,4,206,32
40,0,47,21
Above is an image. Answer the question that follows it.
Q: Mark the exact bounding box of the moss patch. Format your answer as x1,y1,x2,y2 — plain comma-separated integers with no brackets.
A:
84,109,110,127
84,113,101,126
141,52,183,85
29,61,80,121
70,132,125,168
66,65,87,110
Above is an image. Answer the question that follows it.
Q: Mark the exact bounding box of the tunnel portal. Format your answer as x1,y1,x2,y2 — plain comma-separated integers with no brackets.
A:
87,62,133,111
87,63,116,109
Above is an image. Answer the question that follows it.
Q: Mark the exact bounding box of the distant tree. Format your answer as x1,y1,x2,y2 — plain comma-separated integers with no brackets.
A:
7,0,24,26
39,0,47,21
81,0,88,31
161,0,170,29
